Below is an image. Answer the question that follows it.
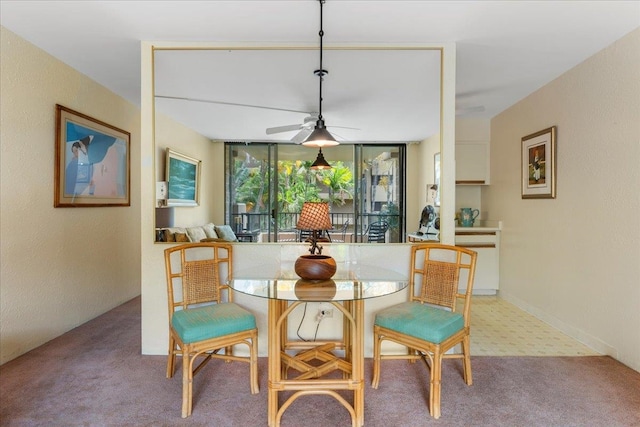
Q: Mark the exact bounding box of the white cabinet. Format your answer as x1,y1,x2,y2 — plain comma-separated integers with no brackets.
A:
455,229,500,294
456,141,490,185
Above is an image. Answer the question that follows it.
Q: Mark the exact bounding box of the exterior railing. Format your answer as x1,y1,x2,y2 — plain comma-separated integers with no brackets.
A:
233,212,401,243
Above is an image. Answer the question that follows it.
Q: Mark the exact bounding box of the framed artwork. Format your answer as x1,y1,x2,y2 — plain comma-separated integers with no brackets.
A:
55,104,130,207
433,152,441,206
521,126,556,199
166,148,201,206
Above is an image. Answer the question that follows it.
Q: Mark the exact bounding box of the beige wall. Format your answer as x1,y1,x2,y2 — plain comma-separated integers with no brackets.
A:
455,118,490,216
0,27,142,364
405,142,422,233
485,28,640,371
154,112,224,227
415,133,440,223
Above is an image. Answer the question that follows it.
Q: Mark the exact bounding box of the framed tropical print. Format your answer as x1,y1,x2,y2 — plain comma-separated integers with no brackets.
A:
166,148,201,207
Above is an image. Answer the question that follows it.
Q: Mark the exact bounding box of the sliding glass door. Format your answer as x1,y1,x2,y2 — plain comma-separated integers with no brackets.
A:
225,142,405,243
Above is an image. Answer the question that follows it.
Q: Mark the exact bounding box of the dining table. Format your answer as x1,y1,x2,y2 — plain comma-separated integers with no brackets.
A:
229,262,408,427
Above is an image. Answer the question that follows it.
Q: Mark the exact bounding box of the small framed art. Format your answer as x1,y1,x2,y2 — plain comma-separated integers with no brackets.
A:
521,126,556,199
166,148,201,207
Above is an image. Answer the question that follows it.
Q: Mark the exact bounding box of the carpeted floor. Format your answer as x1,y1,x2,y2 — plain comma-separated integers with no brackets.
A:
1,297,639,427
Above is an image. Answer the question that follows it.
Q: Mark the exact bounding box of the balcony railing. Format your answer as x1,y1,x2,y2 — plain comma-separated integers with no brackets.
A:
233,212,401,243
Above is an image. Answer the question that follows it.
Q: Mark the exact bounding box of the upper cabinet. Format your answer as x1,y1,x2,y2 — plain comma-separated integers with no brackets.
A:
455,141,490,185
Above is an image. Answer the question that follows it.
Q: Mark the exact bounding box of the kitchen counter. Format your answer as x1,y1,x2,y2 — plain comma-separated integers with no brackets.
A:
455,220,502,233
454,220,502,295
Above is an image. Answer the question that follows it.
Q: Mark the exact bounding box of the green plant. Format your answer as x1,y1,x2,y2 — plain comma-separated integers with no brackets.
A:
233,158,355,228
382,201,400,229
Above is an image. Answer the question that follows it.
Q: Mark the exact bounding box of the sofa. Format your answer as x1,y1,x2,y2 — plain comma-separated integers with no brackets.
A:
160,223,239,243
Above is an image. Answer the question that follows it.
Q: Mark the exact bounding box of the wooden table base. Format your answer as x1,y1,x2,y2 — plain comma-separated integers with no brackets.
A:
268,299,364,427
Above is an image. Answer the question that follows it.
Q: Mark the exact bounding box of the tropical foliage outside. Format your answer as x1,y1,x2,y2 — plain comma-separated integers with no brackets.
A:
232,158,355,228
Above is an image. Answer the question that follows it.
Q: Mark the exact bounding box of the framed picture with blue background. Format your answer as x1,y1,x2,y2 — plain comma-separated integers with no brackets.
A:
166,148,201,207
55,104,130,207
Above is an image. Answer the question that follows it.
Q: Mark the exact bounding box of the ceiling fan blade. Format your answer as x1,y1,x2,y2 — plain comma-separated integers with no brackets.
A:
325,130,348,142
292,128,313,144
266,124,303,135
155,94,310,114
328,125,360,131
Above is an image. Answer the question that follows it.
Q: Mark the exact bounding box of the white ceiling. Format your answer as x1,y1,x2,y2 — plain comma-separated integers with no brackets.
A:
2,1,639,143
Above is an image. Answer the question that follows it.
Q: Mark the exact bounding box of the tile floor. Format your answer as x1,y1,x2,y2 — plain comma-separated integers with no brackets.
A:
470,296,599,356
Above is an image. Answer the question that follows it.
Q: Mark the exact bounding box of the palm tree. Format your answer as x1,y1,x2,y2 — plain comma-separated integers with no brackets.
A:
318,162,354,206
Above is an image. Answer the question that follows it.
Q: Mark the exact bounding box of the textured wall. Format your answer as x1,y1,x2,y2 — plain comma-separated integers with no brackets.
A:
0,27,141,364
154,111,223,228
485,28,640,371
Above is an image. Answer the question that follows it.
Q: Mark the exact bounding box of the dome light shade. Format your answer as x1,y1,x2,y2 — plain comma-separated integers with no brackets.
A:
303,119,339,147
310,148,331,170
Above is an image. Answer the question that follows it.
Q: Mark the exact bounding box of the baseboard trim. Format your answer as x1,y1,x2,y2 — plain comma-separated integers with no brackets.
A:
499,291,617,359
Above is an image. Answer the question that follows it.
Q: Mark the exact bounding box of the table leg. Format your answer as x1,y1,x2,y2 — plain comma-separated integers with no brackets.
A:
353,299,364,427
342,301,352,376
268,298,279,427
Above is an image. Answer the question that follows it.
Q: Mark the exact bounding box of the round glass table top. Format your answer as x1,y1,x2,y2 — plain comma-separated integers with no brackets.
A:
229,262,408,302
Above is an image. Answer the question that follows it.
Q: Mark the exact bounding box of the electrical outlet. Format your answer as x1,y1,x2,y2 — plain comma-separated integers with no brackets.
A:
317,308,333,320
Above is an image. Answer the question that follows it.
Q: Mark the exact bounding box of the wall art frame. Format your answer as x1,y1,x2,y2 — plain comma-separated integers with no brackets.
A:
521,126,556,199
165,148,201,207
55,104,131,207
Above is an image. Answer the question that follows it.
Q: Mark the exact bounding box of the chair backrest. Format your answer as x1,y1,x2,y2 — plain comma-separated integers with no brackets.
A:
299,229,331,242
340,219,350,240
299,229,312,242
408,243,477,326
326,219,350,242
164,242,234,319
367,220,389,243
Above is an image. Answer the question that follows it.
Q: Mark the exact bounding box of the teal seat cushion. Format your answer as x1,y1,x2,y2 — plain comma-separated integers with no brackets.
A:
172,303,256,344
375,301,464,344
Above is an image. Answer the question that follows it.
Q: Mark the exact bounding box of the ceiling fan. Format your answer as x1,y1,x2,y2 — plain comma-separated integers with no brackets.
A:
266,114,360,144
265,114,317,143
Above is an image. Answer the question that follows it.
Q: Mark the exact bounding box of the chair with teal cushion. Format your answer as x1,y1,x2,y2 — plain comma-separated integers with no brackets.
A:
372,243,477,419
164,242,259,418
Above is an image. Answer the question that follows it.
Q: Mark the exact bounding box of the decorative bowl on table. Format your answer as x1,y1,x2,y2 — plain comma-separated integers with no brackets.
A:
294,254,337,280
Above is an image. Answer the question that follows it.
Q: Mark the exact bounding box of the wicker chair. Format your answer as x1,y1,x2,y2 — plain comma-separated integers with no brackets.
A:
372,243,477,419
164,242,259,418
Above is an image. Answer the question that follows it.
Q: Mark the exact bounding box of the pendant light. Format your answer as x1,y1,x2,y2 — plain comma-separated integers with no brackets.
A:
305,0,338,169
311,147,331,169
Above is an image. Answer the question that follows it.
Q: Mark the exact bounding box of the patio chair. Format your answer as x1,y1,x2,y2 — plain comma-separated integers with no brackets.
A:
366,220,389,243
327,219,350,242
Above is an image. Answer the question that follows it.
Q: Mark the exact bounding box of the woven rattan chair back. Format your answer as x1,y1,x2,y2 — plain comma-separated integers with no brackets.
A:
411,246,465,311
183,259,220,304
166,242,232,313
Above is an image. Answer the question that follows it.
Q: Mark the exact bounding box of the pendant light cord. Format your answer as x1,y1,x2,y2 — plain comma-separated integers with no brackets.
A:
308,0,337,161
318,0,325,122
